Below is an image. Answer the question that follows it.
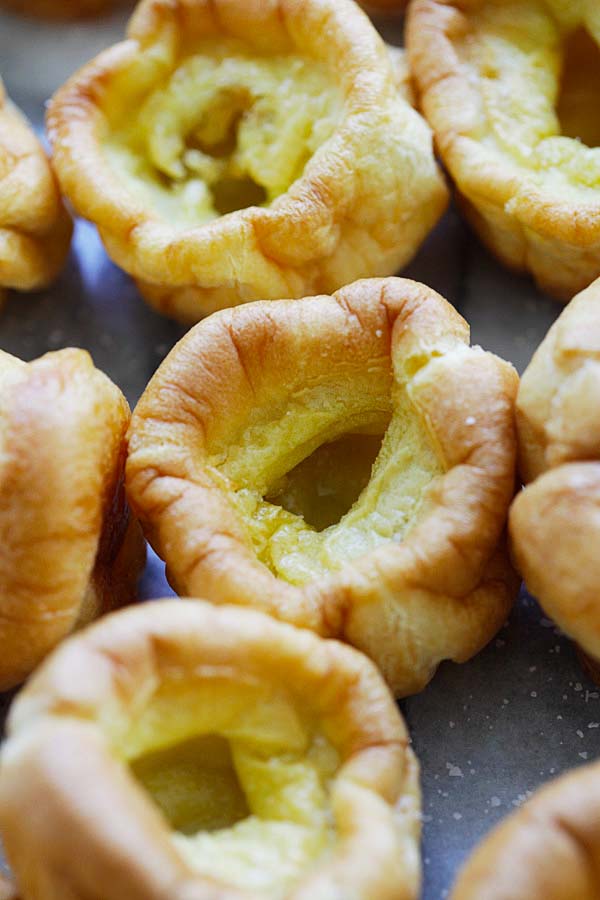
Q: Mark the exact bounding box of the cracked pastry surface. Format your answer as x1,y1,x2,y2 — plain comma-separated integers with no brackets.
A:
0,79,71,306
407,0,600,299
47,0,447,323
511,277,600,665
451,759,600,899
126,277,519,697
0,348,145,691
0,600,422,900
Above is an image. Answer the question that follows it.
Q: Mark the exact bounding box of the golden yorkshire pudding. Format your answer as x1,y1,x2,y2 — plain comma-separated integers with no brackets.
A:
0,599,422,900
0,0,121,17
510,277,600,673
0,347,145,691
0,79,71,306
47,0,448,324
126,278,519,697
451,760,600,899
407,0,600,299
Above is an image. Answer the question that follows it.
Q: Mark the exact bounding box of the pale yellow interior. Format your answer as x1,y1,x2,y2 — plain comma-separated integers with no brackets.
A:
104,39,342,227
459,0,600,196
0,350,26,470
210,383,442,586
125,677,338,897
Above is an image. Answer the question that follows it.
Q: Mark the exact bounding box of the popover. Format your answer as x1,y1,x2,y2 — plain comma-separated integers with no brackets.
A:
407,0,600,299
511,277,600,672
0,347,145,690
127,277,519,696
48,0,447,323
0,78,71,305
0,600,422,899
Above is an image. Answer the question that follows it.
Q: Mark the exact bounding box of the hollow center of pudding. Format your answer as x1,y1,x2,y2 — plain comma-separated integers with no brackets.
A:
131,734,249,835
556,28,600,147
265,433,385,532
104,40,342,227
126,678,338,897
216,361,443,585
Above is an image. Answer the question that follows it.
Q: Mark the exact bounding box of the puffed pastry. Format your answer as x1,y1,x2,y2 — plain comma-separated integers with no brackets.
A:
47,0,448,324
451,760,600,899
126,277,519,697
0,600,422,900
0,79,71,306
407,0,600,299
0,0,119,16
0,348,145,691
511,277,600,676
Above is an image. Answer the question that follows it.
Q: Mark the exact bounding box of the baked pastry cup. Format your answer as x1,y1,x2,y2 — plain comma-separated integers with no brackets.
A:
0,79,71,306
0,347,145,691
0,0,120,17
451,760,600,899
47,0,448,324
407,1,600,299
127,277,519,696
0,599,422,900
511,277,600,673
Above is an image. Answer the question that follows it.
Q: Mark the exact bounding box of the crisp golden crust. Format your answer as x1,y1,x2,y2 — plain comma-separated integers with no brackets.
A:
511,463,600,661
452,760,600,899
0,80,71,295
0,348,146,691
510,277,600,662
407,0,600,299
0,0,119,17
126,277,519,696
0,600,422,900
516,278,600,483
47,0,447,324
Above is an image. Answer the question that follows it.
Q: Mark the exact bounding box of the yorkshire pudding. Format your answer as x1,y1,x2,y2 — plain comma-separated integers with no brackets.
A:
511,277,600,673
0,600,422,900
451,760,600,899
47,0,447,324
407,0,600,299
0,0,120,17
0,79,71,305
0,347,145,691
127,277,519,696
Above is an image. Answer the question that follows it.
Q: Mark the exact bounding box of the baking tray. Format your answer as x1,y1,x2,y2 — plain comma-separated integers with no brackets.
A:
1,8,599,899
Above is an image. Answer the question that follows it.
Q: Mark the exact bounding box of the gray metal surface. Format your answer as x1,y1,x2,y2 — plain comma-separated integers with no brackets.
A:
1,8,598,899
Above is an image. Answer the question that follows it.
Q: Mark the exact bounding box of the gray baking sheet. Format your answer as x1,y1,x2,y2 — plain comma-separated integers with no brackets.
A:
0,8,598,899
